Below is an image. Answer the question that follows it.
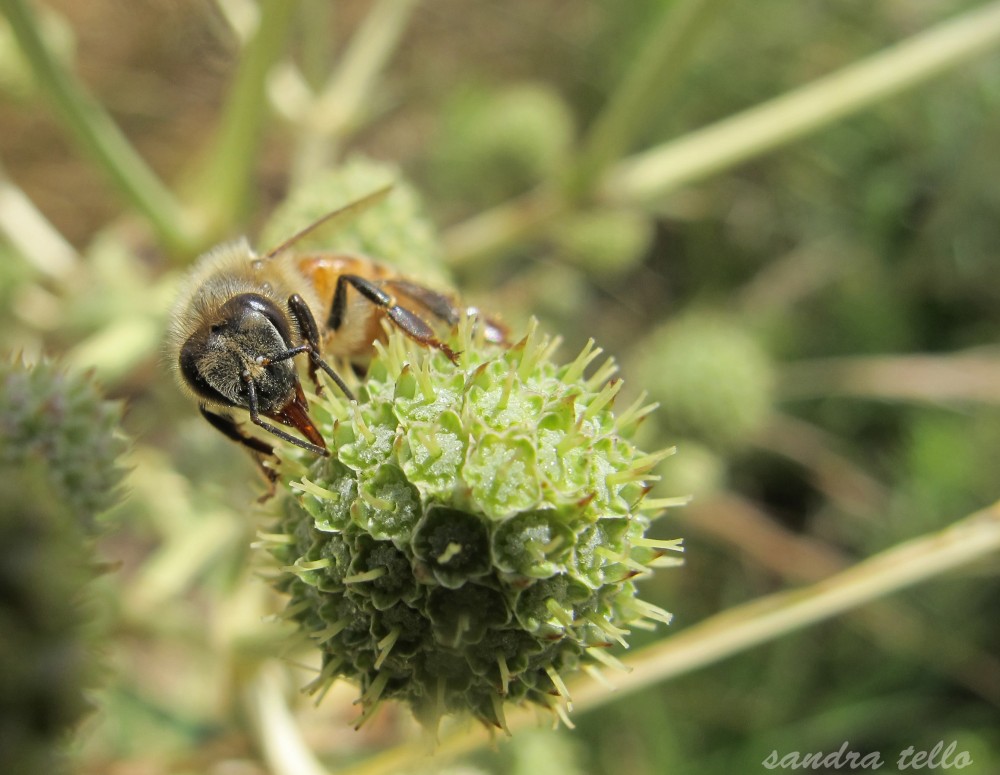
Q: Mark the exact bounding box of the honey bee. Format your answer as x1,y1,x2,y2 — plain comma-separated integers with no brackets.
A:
168,186,504,492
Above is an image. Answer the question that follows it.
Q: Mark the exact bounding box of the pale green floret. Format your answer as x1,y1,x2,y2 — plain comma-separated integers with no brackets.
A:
266,319,682,731
399,411,467,495
465,433,542,520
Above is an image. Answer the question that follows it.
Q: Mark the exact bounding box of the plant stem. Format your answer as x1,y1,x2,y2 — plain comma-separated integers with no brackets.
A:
290,0,417,185
566,0,728,199
0,162,80,280
0,0,194,253
678,492,1000,706
779,352,1000,403
245,665,331,775
184,0,300,244
585,499,1000,703
602,0,1000,203
298,0,334,89
341,498,1000,775
443,185,565,269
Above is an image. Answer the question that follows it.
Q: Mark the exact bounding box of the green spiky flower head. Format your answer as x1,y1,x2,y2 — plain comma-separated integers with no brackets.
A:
633,311,774,450
264,321,683,731
430,82,575,204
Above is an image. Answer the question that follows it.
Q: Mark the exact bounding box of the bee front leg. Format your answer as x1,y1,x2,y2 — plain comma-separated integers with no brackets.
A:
287,293,355,400
241,375,329,457
199,405,279,500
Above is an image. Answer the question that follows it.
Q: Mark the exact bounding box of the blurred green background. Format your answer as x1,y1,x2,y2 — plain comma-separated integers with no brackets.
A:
1,0,999,773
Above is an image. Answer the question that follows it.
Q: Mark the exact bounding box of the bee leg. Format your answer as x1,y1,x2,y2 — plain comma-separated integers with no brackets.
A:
287,293,356,401
199,405,279,500
382,280,460,325
329,274,459,363
242,375,330,457
382,281,508,345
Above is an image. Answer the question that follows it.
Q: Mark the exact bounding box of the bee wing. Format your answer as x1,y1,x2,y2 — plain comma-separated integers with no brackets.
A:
382,279,461,326
262,184,394,260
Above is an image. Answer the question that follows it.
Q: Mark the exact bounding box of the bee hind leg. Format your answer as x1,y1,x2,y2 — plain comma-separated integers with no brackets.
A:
329,274,459,363
382,280,508,345
382,280,460,325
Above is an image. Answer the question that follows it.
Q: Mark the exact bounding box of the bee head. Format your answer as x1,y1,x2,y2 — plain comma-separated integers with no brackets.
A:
179,293,326,450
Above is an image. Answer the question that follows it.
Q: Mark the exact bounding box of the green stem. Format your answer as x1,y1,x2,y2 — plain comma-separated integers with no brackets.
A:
299,0,335,89
581,499,1000,704
184,0,300,244
779,352,1000,404
291,0,418,185
602,0,1000,203
0,161,80,279
244,666,330,775
0,0,194,253
566,0,728,199
443,185,565,269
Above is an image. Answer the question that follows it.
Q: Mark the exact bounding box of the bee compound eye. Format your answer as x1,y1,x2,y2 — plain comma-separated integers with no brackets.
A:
179,336,235,406
221,293,295,347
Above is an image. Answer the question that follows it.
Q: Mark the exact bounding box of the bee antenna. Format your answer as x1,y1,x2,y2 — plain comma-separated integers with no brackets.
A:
262,184,394,260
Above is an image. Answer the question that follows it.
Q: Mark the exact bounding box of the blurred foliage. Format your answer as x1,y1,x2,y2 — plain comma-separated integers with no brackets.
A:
0,360,125,774
427,81,574,206
0,463,95,775
259,157,450,284
0,0,998,773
